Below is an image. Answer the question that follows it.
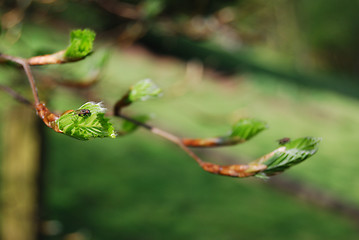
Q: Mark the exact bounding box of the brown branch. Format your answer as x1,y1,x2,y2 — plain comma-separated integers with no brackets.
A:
1,52,266,178
114,94,246,148
182,136,245,147
113,92,132,115
27,50,66,65
113,91,267,177
0,53,62,132
115,112,267,178
27,51,87,66
0,54,40,105
201,150,359,226
0,84,61,133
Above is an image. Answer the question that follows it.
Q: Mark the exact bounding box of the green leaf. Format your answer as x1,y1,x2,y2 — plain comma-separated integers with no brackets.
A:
229,119,268,140
56,102,116,140
257,137,321,176
128,79,163,102
64,29,96,60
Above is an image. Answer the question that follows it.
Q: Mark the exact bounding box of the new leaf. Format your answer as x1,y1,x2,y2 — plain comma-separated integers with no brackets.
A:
65,29,96,60
56,102,116,140
254,137,321,177
129,79,163,102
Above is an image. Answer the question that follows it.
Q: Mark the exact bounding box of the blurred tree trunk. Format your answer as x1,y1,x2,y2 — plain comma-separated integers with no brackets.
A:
1,105,42,240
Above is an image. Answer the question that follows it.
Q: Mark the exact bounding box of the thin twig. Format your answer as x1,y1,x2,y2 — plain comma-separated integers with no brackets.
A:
151,127,204,165
114,112,266,177
0,84,33,105
182,137,245,147
117,113,203,165
23,61,40,105
0,54,40,105
112,94,265,177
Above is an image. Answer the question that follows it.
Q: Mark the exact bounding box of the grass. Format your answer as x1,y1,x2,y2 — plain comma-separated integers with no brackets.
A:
45,131,359,240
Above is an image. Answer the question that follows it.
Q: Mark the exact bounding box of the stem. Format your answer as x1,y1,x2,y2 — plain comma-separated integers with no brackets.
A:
151,127,204,165
0,84,33,105
114,111,267,177
23,62,40,105
0,54,40,105
116,113,203,165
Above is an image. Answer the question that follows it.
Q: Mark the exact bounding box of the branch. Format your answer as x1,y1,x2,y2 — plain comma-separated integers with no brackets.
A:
112,79,320,178
114,111,267,178
0,27,320,178
0,54,40,105
28,29,95,65
0,54,62,131
0,52,255,175
0,28,97,131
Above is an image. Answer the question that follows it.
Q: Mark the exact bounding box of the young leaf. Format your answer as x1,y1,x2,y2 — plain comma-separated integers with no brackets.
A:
255,137,321,177
229,119,268,140
56,102,116,140
64,29,96,60
181,118,267,147
128,79,163,102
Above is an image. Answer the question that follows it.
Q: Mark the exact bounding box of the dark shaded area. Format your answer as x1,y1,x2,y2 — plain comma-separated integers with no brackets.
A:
139,30,359,99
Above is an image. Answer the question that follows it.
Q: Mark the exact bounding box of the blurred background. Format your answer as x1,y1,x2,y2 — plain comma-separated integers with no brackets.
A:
1,0,359,239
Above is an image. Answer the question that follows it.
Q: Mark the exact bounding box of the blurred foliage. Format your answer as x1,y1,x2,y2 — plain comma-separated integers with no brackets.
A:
1,0,358,74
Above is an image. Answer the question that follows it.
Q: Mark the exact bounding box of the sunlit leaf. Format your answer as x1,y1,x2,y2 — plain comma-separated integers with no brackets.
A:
229,118,268,140
56,102,116,140
254,137,321,177
64,29,96,60
129,79,163,102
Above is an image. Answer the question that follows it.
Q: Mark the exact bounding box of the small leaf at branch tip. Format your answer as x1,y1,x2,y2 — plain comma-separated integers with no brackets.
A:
260,136,322,176
230,118,267,140
64,29,96,60
129,79,163,102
